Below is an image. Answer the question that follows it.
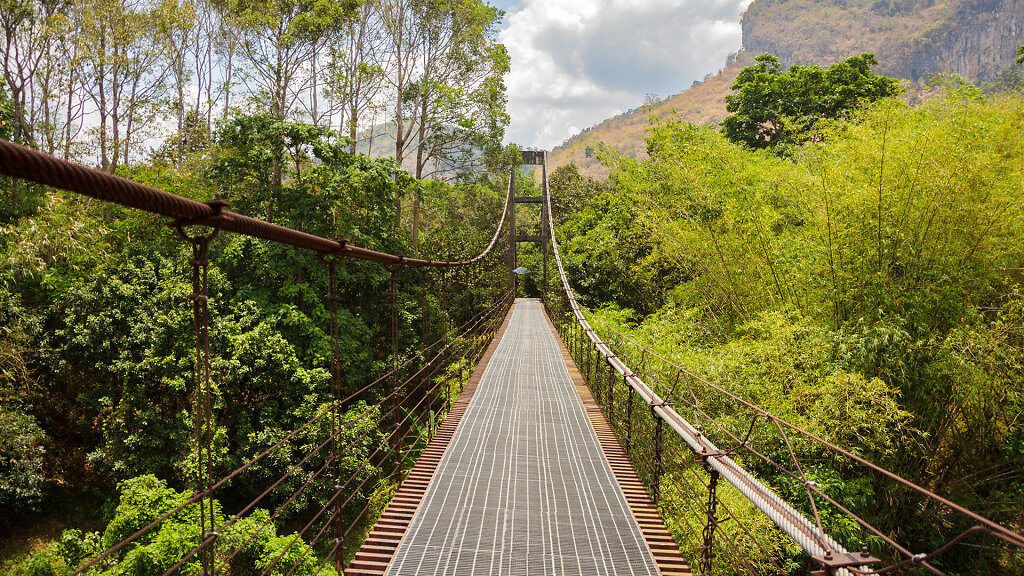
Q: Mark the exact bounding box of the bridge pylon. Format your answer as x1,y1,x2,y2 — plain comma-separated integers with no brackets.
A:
509,150,550,299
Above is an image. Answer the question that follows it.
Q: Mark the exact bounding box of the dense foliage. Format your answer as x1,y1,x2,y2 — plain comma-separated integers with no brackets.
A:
554,88,1024,572
723,53,901,152
0,0,519,569
0,106,511,572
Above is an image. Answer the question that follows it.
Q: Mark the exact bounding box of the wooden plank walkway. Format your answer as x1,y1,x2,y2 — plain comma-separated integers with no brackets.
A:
348,299,689,575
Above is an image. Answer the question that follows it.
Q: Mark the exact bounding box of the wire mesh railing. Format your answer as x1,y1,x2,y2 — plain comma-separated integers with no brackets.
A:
537,150,1024,576
0,138,516,575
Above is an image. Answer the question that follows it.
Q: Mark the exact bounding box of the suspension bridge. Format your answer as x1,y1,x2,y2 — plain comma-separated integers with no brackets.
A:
1,139,1022,576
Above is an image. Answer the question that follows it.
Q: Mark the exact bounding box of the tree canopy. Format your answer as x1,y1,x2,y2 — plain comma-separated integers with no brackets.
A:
722,52,901,152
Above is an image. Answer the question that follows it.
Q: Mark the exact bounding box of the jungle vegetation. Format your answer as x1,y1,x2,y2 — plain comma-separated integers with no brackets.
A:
552,81,1024,572
0,0,514,573
1,3,1022,570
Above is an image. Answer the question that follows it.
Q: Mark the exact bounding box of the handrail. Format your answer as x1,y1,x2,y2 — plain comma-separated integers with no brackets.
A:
541,155,1024,574
542,164,857,572
0,138,511,267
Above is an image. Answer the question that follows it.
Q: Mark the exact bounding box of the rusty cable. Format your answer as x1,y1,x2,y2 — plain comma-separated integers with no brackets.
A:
0,138,510,268
174,213,221,576
699,467,720,576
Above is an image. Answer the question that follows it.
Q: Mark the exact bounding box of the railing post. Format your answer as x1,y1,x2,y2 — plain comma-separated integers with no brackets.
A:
653,410,664,505
699,465,721,576
568,320,575,360
321,255,346,575
626,385,635,456
389,266,402,480
445,338,452,415
607,362,615,417
440,267,447,333
584,337,593,385
577,323,583,363
421,269,428,341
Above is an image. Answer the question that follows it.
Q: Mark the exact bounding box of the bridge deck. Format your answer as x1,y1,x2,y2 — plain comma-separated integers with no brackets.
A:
352,299,676,576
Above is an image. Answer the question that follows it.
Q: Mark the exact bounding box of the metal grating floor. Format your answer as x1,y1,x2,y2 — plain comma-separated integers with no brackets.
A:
385,299,660,576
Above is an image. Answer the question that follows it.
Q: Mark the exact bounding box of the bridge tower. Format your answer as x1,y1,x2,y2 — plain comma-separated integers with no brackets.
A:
508,150,550,299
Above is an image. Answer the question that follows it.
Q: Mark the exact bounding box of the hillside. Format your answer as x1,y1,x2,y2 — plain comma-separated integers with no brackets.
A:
549,52,754,179
550,0,1024,178
743,0,1024,82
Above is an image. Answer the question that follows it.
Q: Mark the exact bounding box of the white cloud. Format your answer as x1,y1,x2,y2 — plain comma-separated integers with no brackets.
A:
498,0,752,149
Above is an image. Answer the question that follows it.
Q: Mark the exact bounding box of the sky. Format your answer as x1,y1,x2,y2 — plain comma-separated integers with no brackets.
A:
491,0,754,149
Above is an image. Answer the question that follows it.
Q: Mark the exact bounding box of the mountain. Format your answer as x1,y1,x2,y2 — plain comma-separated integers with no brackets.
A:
550,0,1024,177
743,0,1023,82
549,53,754,180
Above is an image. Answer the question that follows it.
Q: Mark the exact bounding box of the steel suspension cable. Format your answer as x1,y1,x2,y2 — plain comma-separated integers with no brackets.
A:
0,138,512,268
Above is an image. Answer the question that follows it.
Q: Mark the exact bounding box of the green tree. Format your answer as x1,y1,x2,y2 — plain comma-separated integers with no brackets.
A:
75,0,172,171
0,406,46,522
219,0,357,218
722,52,900,153
547,162,605,227
407,0,506,180
53,475,324,576
326,0,387,154
573,90,1024,571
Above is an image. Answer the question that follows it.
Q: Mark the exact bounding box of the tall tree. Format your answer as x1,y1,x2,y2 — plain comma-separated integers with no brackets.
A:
380,0,508,241
0,0,87,159
0,0,49,150
326,0,386,154
153,0,199,163
412,43,507,180
407,0,506,246
409,0,503,178
221,0,354,219
722,53,900,153
76,0,171,171
379,0,418,225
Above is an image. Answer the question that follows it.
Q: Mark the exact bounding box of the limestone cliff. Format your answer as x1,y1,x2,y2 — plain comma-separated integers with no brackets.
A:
742,0,1024,82
551,0,1024,178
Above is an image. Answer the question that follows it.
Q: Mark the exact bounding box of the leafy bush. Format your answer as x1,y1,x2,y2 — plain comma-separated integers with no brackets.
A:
0,406,46,520
569,88,1024,572
47,474,328,576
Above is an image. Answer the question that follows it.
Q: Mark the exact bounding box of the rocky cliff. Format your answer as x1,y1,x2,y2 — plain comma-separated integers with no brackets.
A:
742,0,1024,82
551,0,1024,178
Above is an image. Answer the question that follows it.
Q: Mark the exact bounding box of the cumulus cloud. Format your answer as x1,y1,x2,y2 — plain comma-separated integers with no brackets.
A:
498,0,752,149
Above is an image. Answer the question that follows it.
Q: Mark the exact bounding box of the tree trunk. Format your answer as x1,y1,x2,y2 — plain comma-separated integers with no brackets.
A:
412,85,429,248
177,60,186,159
348,95,358,155
393,7,405,228
98,36,109,171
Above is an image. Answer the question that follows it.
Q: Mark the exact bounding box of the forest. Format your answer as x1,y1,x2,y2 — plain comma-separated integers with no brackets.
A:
1,0,516,573
546,81,1024,572
1,0,1023,570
